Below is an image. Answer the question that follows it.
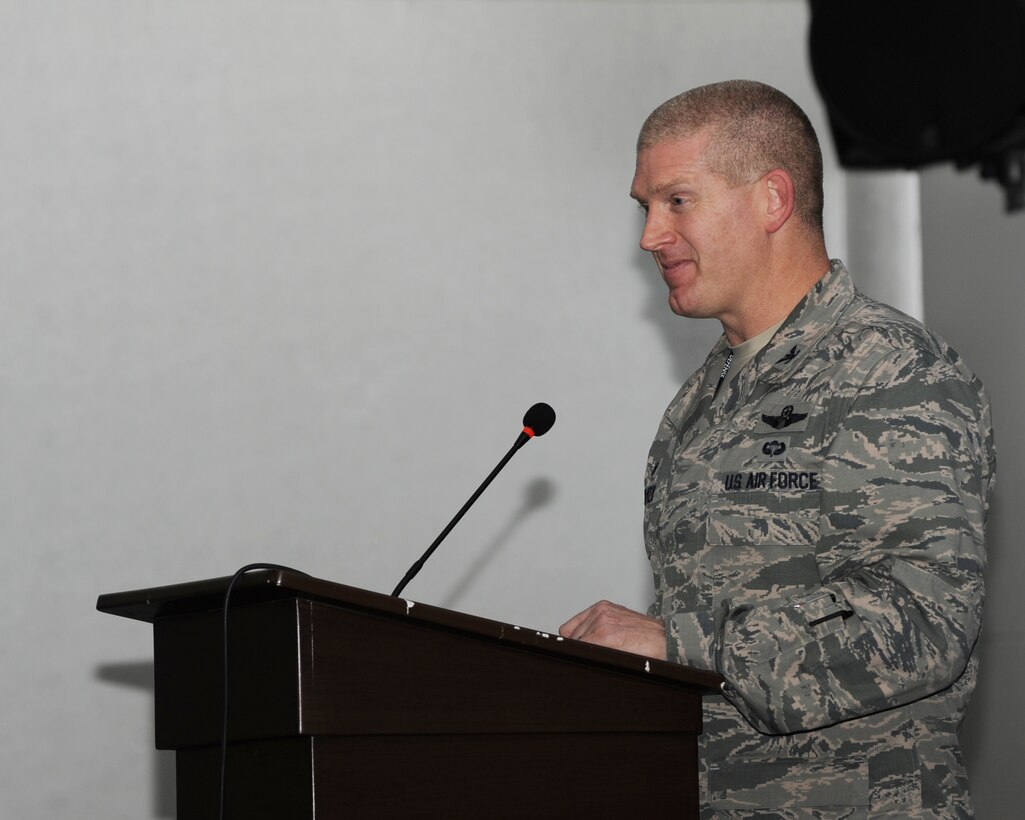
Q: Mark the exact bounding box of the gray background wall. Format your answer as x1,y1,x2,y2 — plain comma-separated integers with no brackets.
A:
1,2,1018,817
920,165,1025,820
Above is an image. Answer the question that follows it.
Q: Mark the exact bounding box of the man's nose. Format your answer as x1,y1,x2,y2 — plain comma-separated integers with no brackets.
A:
639,212,673,252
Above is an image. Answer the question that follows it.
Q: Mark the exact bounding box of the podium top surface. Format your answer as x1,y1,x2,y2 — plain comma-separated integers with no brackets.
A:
97,568,723,692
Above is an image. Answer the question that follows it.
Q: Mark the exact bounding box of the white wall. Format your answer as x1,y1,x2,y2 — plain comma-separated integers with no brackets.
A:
1,1,865,817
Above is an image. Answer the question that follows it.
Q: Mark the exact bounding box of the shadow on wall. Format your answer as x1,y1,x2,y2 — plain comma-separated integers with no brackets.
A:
96,661,176,819
440,476,557,611
632,245,722,386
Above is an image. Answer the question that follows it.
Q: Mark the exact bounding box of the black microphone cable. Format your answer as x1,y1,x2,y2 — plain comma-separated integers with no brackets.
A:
218,562,308,820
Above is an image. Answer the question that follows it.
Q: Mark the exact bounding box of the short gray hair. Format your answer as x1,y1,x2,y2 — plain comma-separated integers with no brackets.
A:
638,80,824,232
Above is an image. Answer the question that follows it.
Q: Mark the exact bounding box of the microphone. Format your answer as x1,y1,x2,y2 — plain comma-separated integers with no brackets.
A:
390,402,556,598
516,400,557,446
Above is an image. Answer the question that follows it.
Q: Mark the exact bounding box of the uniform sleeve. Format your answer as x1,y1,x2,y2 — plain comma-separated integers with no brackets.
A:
666,347,995,735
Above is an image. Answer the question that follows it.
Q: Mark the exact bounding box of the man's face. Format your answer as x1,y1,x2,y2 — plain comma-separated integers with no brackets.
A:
630,134,764,327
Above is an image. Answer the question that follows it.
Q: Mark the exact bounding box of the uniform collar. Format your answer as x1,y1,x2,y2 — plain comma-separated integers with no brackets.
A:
696,260,857,388
751,259,857,385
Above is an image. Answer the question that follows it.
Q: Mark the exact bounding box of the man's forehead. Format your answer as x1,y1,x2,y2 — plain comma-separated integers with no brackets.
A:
631,138,711,197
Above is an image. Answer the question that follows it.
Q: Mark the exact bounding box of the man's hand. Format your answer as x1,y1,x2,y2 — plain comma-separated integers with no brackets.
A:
558,600,667,660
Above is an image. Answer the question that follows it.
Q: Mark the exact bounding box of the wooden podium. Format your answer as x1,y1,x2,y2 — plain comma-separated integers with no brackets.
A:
97,570,722,819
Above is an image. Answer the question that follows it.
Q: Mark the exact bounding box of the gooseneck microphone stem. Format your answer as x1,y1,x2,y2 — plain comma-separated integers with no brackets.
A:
390,402,555,599
390,433,530,598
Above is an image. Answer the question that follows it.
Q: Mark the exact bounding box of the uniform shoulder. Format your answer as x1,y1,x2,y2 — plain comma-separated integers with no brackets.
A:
836,292,994,478
840,292,970,377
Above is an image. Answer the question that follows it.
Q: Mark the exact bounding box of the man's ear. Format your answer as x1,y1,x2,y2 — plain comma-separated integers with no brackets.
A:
763,169,795,233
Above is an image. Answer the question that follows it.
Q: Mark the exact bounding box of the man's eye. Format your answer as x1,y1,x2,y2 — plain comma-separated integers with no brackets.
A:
671,196,687,207
636,201,649,214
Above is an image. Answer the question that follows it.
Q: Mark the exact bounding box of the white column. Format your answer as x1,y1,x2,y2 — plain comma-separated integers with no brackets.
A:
843,172,924,320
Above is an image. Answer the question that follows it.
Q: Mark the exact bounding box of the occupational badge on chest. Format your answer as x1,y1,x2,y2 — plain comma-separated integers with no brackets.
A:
759,402,811,431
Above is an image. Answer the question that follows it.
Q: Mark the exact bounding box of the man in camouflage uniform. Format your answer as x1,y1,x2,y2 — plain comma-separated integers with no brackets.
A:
560,80,995,817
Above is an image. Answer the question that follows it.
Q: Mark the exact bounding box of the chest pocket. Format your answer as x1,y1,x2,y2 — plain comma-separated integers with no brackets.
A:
701,542,821,605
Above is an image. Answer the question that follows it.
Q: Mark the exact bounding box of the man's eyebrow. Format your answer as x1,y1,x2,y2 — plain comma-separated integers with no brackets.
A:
650,176,695,196
631,176,696,203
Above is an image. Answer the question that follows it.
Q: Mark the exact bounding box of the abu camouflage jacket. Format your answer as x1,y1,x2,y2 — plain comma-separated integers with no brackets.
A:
645,261,995,818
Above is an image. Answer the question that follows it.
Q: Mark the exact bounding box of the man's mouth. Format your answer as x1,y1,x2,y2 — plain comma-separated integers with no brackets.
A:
659,258,693,281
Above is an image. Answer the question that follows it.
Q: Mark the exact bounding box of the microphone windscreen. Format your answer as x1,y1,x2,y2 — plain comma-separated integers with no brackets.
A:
522,402,556,437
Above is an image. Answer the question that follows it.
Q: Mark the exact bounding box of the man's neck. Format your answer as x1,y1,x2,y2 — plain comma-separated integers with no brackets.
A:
722,244,830,345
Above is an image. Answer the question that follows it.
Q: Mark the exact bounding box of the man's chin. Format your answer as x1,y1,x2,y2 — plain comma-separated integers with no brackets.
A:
667,293,704,318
